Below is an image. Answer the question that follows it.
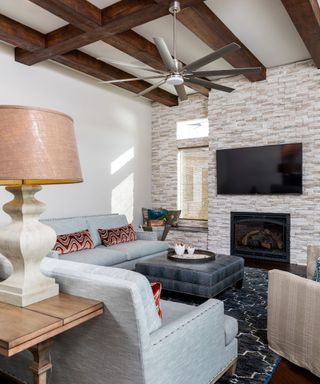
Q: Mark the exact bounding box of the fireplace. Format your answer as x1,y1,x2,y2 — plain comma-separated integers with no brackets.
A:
230,212,290,262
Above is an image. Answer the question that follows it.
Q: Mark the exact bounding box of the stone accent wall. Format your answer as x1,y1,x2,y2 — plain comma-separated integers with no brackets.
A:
152,95,209,248
166,230,208,249
152,95,208,209
152,60,320,264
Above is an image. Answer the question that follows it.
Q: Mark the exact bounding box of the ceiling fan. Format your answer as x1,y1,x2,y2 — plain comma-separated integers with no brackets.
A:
98,1,261,101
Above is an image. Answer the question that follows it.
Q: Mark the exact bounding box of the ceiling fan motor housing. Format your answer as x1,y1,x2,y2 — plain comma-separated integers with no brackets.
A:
169,1,181,14
167,74,184,85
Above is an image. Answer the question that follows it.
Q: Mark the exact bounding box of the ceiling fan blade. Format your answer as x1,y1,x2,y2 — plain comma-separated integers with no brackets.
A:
183,43,241,72
185,78,234,93
153,37,177,72
100,76,165,84
98,58,166,74
174,84,188,101
137,79,166,97
191,67,262,77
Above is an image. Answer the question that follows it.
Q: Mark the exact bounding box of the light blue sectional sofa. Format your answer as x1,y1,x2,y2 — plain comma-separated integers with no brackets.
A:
0,257,238,384
42,214,169,270
0,213,239,383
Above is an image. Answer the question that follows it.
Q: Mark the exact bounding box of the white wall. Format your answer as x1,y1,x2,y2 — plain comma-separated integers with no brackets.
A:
0,43,152,225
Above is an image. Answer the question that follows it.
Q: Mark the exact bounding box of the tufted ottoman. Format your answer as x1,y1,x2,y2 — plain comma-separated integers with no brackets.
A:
136,253,244,298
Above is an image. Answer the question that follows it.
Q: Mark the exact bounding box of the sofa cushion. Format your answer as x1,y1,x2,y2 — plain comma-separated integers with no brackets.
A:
53,229,94,254
160,300,193,326
55,245,127,266
161,302,238,346
224,315,238,346
108,240,169,261
41,217,88,235
98,224,136,246
86,215,128,247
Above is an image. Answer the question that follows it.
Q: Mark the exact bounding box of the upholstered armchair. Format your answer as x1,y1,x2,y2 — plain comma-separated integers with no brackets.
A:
267,245,320,378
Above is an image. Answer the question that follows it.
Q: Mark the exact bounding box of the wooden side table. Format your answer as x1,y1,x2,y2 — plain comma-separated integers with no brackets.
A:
0,293,103,384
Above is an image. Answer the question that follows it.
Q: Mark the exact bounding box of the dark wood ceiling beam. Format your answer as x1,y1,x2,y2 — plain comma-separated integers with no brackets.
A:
53,50,178,106
15,0,204,66
28,0,101,31
177,3,266,82
46,24,83,47
0,14,45,51
281,0,320,68
0,14,177,106
104,31,209,97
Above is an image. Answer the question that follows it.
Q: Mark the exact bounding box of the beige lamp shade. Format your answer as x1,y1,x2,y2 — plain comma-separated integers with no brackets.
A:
0,105,82,185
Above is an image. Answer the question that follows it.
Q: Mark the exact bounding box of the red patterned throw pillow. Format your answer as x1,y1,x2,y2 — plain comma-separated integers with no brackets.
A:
53,229,94,254
98,224,137,246
151,282,163,318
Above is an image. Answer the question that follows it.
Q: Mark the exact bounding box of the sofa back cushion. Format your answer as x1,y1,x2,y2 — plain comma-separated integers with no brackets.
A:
86,214,128,247
41,217,88,235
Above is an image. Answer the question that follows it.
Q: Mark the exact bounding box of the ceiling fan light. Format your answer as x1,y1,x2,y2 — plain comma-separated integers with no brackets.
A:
167,74,184,86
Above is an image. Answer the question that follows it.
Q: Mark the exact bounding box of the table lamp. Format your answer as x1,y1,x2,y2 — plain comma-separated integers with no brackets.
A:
0,106,82,307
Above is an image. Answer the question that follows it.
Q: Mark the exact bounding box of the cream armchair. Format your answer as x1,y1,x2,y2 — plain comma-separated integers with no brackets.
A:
267,246,320,378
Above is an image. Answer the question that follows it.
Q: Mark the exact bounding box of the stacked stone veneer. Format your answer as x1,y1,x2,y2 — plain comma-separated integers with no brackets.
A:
152,60,320,264
152,95,209,249
165,230,208,249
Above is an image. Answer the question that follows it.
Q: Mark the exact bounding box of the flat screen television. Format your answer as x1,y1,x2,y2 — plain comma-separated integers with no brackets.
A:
216,143,302,195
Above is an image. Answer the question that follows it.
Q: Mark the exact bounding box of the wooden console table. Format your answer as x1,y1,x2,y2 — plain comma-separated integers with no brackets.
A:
0,293,103,384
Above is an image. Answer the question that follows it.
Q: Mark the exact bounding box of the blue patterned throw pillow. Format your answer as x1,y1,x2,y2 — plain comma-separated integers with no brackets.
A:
148,209,168,220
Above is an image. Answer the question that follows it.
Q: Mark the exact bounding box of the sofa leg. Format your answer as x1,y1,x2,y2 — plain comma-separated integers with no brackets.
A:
209,358,237,383
227,359,237,375
235,279,243,289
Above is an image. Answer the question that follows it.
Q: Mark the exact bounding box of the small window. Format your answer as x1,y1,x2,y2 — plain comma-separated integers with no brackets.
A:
177,118,209,140
178,146,208,220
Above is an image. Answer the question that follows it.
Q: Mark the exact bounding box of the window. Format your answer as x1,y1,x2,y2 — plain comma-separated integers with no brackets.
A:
178,146,208,220
177,118,209,140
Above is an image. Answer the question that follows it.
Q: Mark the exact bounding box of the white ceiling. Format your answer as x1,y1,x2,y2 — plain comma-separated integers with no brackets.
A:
0,0,67,33
205,0,310,67
0,0,313,98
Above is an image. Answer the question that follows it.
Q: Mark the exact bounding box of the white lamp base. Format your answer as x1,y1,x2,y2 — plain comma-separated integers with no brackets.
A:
0,185,59,307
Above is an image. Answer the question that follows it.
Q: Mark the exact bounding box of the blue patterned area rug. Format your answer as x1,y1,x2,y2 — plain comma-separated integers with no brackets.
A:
217,267,278,384
162,267,278,384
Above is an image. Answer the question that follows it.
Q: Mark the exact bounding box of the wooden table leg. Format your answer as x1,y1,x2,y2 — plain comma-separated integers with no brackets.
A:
28,339,53,384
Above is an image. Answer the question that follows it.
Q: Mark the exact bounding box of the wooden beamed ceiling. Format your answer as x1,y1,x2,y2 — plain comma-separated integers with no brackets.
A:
281,0,320,68
5,0,319,105
15,0,203,65
0,14,178,106
177,3,266,82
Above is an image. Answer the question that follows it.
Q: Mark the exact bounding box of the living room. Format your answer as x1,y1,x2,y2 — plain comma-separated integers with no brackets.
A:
0,0,319,383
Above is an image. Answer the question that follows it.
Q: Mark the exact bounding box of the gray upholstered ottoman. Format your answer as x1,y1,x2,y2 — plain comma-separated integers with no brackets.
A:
135,253,244,298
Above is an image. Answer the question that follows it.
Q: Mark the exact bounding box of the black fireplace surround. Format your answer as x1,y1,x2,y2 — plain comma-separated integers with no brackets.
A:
230,212,290,263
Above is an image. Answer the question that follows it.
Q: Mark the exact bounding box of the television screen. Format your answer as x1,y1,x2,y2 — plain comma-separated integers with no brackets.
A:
216,143,302,194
